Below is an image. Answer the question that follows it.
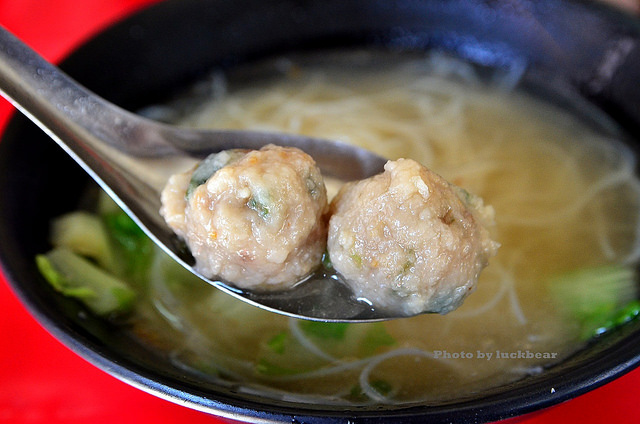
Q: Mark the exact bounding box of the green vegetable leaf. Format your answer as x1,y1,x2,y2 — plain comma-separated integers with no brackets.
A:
50,211,116,271
36,248,136,317
614,300,640,326
547,264,638,340
103,210,153,283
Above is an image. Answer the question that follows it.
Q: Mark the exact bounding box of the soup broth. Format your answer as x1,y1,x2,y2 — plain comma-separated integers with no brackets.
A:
71,51,640,405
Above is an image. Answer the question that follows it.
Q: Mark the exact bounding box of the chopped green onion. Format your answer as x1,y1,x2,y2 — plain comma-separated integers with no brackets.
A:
371,379,393,396
305,174,320,198
247,196,270,219
266,332,289,354
360,323,396,356
187,149,247,199
321,250,333,270
256,359,305,376
349,379,394,400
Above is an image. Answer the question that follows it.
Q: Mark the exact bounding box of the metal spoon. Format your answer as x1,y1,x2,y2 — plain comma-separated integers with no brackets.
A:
0,26,392,322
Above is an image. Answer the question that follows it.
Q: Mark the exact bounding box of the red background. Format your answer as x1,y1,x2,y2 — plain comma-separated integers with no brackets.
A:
0,1,639,423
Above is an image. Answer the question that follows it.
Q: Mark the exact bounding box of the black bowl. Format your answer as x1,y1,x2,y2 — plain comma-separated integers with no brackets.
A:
2,0,640,422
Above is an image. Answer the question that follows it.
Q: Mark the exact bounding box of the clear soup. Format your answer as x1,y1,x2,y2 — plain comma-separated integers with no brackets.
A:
74,51,640,405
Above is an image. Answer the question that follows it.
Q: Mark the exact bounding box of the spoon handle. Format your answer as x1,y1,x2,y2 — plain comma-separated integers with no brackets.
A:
0,25,177,249
0,25,387,177
0,26,179,156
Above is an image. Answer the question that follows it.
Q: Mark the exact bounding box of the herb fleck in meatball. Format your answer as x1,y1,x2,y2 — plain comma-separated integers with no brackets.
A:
161,145,329,290
327,158,499,315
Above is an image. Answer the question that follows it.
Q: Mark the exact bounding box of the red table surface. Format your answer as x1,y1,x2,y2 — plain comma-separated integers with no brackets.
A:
1,1,640,423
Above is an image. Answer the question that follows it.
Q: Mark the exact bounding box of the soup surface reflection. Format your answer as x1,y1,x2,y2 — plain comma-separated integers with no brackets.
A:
69,52,640,404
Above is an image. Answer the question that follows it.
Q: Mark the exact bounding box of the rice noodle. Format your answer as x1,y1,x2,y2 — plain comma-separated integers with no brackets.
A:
288,319,338,362
358,348,461,403
449,262,512,319
129,51,640,405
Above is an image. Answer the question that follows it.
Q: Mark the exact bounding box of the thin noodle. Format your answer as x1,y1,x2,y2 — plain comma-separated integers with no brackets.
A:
134,52,640,404
288,319,338,362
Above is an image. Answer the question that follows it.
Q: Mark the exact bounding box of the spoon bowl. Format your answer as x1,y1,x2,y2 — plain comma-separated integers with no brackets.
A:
0,26,388,322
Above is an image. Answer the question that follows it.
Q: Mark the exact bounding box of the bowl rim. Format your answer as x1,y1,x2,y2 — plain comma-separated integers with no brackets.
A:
2,0,640,422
